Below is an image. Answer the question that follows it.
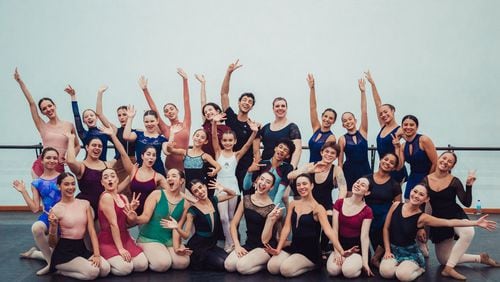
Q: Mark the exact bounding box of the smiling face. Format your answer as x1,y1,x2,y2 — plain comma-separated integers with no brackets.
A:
238,95,254,114
117,108,128,127
320,146,338,163
166,169,185,192
83,110,97,127
437,152,457,173
192,129,208,147
58,175,77,198
255,172,275,194
41,149,59,170
351,177,370,197
341,112,357,131
101,168,118,192
402,118,418,138
143,114,159,133
141,147,157,168
295,175,314,197
409,185,429,206
163,103,179,121
39,100,57,119
379,153,397,173
321,110,336,129
190,182,208,200
203,105,219,121
86,138,103,160
272,99,287,119
221,132,236,150
378,105,395,124
273,143,291,161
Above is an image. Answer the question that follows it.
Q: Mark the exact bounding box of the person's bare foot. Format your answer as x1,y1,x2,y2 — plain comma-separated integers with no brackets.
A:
19,247,37,259
441,266,466,280
480,253,500,267
36,265,50,275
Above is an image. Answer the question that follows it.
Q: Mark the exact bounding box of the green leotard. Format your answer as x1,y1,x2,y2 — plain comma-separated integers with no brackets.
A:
137,190,185,246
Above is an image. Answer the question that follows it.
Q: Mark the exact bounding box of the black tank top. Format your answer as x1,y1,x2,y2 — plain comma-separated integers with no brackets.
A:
389,203,422,246
312,164,336,210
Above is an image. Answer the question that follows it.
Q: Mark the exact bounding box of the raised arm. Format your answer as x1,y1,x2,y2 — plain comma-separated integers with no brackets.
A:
139,76,169,136
262,205,283,245
209,180,236,202
195,74,207,123
123,105,138,141
64,85,86,142
13,68,43,132
365,70,384,127
456,176,474,208
102,125,133,174
12,180,41,213
307,73,321,131
358,78,368,137
95,85,112,128
220,60,243,111
211,114,226,157
178,68,192,129
65,132,83,177
134,191,159,224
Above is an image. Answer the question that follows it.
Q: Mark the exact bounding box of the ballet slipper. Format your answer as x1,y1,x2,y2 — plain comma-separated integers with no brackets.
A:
480,253,500,267
19,247,37,259
441,266,466,280
36,265,50,275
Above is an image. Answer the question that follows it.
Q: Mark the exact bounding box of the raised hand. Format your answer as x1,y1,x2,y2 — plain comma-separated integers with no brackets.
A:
177,68,188,80
64,85,76,96
194,74,206,84
180,191,199,204
160,216,179,229
235,245,248,257
227,59,243,74
212,112,227,123
13,68,22,82
248,120,260,132
97,85,108,95
247,157,265,172
175,246,193,256
358,78,366,92
122,203,137,221
312,161,329,173
12,180,26,193
126,105,136,119
364,70,375,85
267,204,284,222
467,169,477,186
100,125,115,136
306,73,315,89
118,248,131,262
391,133,401,148
476,214,496,231
208,180,224,191
89,255,101,268
138,76,148,90
129,192,141,211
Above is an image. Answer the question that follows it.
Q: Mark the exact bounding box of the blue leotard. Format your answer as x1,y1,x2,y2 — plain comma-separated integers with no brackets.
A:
403,134,432,199
134,131,167,176
342,131,371,190
376,126,408,182
31,176,61,228
308,129,333,163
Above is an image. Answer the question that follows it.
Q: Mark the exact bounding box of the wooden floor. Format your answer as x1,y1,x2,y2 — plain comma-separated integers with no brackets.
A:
1,212,500,281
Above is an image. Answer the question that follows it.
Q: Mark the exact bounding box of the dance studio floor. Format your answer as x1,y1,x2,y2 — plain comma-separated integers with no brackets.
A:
1,212,500,282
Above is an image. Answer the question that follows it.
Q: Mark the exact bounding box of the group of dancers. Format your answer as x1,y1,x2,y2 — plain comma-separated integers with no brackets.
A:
11,61,500,281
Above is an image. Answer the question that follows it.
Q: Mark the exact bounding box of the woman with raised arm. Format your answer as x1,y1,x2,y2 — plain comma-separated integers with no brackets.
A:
364,152,402,268
368,71,406,183
48,172,110,280
129,168,191,272
419,151,499,279
288,141,347,258
139,69,191,171
306,74,336,163
13,147,61,275
123,106,168,176
97,168,148,276
399,115,437,200
64,85,110,161
196,74,231,160
338,78,371,192
96,86,137,183
167,128,221,195
166,180,236,271
380,184,498,281
253,97,302,169
66,126,133,217
224,172,282,274
13,68,79,178
265,174,337,277
212,112,258,252
326,177,374,278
